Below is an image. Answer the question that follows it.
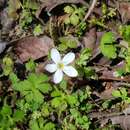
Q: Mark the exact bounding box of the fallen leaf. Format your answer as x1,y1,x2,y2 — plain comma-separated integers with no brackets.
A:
101,115,130,130
89,31,103,61
81,27,97,50
98,82,116,100
118,2,130,23
0,9,14,33
15,36,54,62
99,70,130,83
98,57,111,66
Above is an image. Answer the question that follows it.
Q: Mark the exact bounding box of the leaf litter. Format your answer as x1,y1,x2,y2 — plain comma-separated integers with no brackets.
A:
1,0,130,129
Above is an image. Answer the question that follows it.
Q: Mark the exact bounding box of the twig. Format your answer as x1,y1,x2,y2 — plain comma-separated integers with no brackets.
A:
89,111,124,119
7,34,33,46
83,0,97,21
114,82,130,87
99,76,130,83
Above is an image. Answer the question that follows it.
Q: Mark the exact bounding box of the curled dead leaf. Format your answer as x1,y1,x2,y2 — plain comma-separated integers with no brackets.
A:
36,0,87,23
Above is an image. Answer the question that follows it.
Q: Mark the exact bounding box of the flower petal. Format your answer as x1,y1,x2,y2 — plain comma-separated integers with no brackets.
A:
63,66,78,77
45,64,57,73
51,48,61,63
53,69,63,84
62,52,75,65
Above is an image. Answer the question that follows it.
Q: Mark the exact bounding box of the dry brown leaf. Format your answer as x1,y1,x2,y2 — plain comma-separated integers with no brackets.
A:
101,115,130,130
99,70,130,83
15,36,54,62
89,31,104,61
118,2,130,23
0,9,14,33
81,27,96,50
100,82,115,100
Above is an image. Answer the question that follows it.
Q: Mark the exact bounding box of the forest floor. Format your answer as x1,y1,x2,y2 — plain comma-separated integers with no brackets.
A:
1,0,130,130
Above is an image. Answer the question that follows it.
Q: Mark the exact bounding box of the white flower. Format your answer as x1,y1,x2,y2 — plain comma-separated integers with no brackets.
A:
45,48,78,84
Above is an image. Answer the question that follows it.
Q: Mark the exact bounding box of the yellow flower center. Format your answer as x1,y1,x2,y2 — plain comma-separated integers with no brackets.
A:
58,63,64,69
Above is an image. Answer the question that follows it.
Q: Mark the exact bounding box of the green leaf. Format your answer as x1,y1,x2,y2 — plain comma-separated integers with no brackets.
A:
84,67,95,78
66,95,78,106
41,103,50,117
33,24,43,36
67,124,77,130
13,80,32,91
28,73,49,85
24,0,39,10
9,73,19,84
120,88,127,97
119,25,130,42
100,44,117,59
44,122,56,130
8,0,21,19
70,14,79,26
58,36,78,52
59,80,67,90
32,90,44,104
51,97,62,108
125,53,130,73
101,32,115,44
38,83,52,94
29,119,42,130
25,59,36,71
19,10,33,28
70,108,80,118
112,90,121,97
1,105,12,116
102,100,111,109
13,110,24,122
113,69,125,77
24,90,43,104
67,39,77,48
125,97,130,103
100,32,117,59
3,57,13,76
76,48,92,66
112,88,128,102
11,73,49,105
58,43,68,52
51,90,62,97
64,6,74,14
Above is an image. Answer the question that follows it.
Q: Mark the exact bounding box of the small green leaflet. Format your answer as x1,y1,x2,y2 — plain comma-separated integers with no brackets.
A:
58,36,78,51
100,32,117,59
11,73,52,104
119,25,130,42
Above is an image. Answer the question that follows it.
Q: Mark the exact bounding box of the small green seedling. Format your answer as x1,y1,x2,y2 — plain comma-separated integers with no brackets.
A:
112,88,130,104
